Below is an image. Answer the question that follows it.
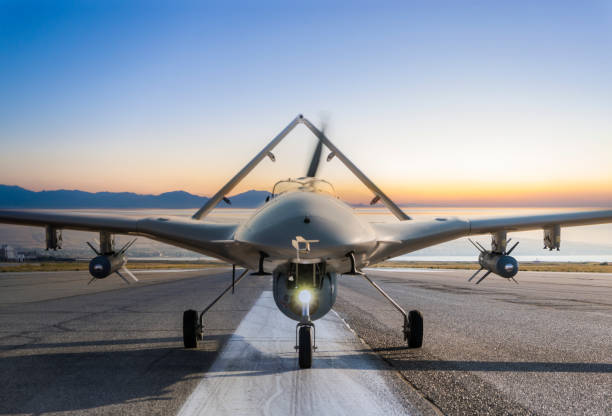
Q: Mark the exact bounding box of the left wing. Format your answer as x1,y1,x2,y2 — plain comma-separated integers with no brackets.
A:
0,210,251,265
368,209,612,264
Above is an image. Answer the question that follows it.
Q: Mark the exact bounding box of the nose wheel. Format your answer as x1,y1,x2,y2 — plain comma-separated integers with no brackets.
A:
295,323,317,368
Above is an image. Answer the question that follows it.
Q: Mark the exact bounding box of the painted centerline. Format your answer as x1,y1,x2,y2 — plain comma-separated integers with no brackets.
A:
177,291,408,416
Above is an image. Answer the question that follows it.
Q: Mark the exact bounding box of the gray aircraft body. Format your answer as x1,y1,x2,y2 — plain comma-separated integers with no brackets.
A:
2,115,611,367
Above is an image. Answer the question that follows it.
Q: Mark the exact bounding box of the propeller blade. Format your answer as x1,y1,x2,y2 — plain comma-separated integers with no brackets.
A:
306,140,323,177
475,271,492,284
115,270,131,284
506,241,520,256
468,238,484,253
468,267,483,282
510,277,519,284
86,241,101,256
121,266,139,282
306,120,328,177
87,277,96,285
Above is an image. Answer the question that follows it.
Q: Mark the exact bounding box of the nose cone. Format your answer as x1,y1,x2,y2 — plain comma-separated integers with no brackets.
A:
235,192,376,260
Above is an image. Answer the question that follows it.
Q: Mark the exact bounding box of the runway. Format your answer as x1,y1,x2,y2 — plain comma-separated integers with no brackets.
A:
336,268,612,415
177,292,408,416
0,268,610,415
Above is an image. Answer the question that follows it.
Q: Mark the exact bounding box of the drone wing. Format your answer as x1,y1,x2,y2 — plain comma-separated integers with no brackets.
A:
369,209,612,264
0,210,244,264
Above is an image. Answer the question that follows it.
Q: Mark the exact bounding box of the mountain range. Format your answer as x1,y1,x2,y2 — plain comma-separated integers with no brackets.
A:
0,185,270,209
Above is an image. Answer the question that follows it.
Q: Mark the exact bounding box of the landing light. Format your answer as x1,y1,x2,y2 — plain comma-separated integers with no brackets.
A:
298,289,312,304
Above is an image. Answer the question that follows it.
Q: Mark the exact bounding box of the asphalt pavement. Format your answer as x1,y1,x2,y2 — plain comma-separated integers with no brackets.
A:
335,268,612,415
0,267,610,415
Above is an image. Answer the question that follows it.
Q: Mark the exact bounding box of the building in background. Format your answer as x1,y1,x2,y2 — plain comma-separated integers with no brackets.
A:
0,244,24,262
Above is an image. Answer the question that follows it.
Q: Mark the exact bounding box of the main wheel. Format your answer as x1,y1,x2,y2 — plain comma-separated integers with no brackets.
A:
406,310,423,348
183,309,199,348
298,325,313,368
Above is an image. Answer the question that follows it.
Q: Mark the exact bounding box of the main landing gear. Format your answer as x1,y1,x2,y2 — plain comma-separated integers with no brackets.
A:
363,272,423,347
345,253,423,348
183,266,250,348
361,272,423,347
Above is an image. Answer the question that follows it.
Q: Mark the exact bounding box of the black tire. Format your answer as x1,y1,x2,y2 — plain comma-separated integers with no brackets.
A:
298,326,313,368
183,309,199,348
407,310,423,348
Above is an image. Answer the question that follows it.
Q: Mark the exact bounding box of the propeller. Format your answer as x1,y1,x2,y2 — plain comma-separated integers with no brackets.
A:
306,120,327,178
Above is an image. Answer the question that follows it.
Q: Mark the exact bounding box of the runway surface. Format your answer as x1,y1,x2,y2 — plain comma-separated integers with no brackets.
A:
177,292,408,416
0,267,610,415
336,268,612,415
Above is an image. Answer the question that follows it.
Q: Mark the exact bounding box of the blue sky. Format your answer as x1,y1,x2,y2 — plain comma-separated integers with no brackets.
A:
1,1,611,205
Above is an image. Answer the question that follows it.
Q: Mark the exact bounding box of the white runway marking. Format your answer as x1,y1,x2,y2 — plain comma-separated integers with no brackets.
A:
177,292,408,416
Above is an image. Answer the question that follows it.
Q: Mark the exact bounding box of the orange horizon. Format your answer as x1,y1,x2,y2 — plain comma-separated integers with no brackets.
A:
8,179,612,207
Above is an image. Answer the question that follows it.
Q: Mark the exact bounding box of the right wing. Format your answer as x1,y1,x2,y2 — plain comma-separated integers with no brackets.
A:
0,210,253,265
369,209,612,264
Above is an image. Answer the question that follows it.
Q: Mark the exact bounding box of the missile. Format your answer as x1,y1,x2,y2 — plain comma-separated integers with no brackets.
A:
86,238,138,284
89,254,127,279
467,239,520,284
478,252,519,279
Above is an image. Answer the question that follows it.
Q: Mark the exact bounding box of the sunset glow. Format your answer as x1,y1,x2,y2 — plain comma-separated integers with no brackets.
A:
1,2,610,207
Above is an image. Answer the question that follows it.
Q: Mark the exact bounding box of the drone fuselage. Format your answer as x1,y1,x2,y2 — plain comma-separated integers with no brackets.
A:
235,189,377,274
232,187,375,322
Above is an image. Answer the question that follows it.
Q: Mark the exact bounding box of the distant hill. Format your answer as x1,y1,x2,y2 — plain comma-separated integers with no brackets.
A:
0,185,270,209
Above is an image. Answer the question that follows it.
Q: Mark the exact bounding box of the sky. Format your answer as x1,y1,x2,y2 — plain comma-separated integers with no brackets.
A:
1,0,611,206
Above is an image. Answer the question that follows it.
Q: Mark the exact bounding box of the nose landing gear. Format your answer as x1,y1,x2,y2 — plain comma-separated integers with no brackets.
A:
295,322,317,368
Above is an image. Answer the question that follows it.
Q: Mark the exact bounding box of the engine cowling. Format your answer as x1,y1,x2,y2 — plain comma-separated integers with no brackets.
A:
272,262,338,321
478,252,519,279
89,254,127,279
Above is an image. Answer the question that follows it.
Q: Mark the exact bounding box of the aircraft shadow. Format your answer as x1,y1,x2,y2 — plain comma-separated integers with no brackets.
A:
198,338,612,378
0,335,230,415
0,336,183,352
366,347,612,373
382,358,612,373
2,334,610,414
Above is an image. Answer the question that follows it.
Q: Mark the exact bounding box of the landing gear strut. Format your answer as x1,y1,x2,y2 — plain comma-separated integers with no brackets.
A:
359,271,423,348
295,322,317,368
183,267,250,348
